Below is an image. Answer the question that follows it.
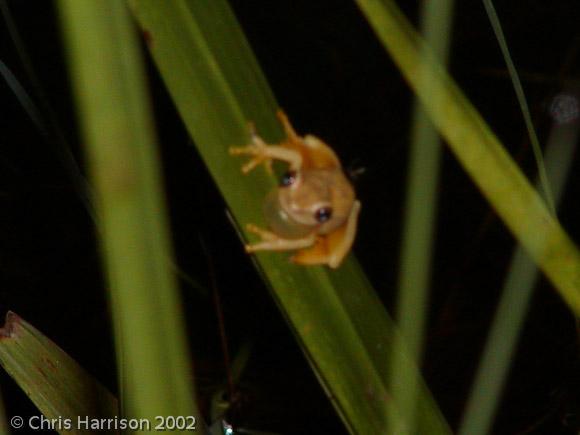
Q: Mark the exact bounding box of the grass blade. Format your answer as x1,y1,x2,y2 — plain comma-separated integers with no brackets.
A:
481,0,555,214
392,0,454,432
58,0,199,429
127,0,451,432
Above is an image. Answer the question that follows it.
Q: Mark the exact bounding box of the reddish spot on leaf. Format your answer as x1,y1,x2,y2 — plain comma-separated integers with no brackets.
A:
43,357,58,372
142,29,153,47
37,366,47,379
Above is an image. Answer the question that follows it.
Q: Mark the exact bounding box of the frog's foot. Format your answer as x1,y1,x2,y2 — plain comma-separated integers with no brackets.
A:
229,122,274,174
229,122,302,174
244,223,316,252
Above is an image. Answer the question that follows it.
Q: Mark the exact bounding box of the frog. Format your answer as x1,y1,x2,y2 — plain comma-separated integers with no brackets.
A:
230,110,361,269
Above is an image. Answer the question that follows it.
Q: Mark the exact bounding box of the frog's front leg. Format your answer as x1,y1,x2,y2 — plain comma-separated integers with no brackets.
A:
244,224,317,253
229,123,302,174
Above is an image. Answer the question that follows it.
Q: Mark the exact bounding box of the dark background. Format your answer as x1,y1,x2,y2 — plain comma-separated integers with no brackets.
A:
0,0,579,433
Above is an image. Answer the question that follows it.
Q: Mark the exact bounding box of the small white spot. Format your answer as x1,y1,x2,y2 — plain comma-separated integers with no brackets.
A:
549,93,579,124
222,421,234,435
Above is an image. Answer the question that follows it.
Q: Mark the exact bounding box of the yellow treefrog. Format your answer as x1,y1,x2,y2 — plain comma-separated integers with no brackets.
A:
230,110,361,268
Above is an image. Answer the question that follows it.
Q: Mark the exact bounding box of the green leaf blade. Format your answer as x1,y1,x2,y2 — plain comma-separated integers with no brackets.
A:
128,1,452,433
0,312,118,435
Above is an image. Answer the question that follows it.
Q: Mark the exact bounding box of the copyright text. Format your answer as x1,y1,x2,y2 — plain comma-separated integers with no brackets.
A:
10,415,197,431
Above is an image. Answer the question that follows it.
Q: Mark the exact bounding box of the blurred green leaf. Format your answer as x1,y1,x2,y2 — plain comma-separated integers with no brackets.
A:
393,0,453,432
58,0,200,430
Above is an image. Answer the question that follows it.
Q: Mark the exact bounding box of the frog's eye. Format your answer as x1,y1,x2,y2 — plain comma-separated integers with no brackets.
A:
280,170,297,187
314,207,333,223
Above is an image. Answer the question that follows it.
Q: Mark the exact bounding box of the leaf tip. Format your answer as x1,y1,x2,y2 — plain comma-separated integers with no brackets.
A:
0,311,21,339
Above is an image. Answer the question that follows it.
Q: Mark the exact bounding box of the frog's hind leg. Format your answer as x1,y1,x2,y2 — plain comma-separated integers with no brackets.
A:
325,200,361,268
244,224,317,253
289,238,330,266
291,200,361,268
